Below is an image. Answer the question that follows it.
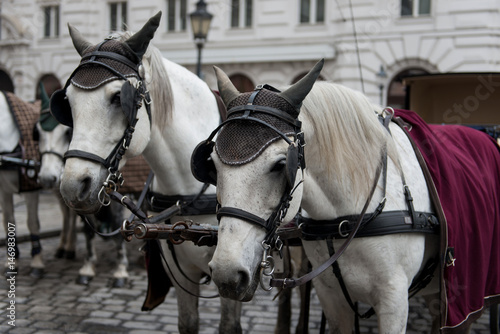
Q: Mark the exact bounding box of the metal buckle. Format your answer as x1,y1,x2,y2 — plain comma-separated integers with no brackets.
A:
338,220,349,238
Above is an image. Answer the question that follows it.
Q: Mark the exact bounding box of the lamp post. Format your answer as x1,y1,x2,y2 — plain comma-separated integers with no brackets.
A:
190,0,213,78
376,65,387,106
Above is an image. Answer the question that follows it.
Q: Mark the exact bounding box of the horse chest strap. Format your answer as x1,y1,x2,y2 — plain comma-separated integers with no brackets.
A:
299,210,439,240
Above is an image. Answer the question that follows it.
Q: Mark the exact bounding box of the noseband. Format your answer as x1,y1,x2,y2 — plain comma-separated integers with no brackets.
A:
50,37,152,205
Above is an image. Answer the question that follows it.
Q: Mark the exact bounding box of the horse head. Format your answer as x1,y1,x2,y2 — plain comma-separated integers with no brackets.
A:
203,60,323,301
52,12,161,213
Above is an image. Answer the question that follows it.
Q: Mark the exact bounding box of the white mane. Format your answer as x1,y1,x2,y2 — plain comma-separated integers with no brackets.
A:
300,81,396,197
117,32,173,128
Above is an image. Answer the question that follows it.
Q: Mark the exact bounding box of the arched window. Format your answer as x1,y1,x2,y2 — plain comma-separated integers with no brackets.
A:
229,73,254,92
387,68,428,109
0,70,14,92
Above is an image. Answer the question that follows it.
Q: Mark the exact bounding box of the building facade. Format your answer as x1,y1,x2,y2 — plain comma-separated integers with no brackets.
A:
1,0,499,108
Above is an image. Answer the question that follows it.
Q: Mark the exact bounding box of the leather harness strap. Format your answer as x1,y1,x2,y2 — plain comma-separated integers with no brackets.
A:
269,155,384,289
392,116,449,327
146,189,218,216
300,210,439,240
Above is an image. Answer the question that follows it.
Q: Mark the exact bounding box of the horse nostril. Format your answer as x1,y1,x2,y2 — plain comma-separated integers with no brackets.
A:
236,270,249,290
77,176,92,201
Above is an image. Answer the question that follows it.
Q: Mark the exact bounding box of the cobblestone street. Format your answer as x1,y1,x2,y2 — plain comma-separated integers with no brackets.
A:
0,192,494,333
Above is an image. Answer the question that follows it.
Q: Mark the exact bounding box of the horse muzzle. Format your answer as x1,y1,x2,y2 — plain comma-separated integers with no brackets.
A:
209,259,260,302
60,160,106,214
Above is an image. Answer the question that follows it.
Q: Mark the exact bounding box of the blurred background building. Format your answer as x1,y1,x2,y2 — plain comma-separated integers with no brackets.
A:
1,0,499,110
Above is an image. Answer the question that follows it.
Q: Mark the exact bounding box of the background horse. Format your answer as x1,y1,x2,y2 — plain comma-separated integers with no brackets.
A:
0,91,44,277
34,85,78,260
36,84,144,287
203,61,500,333
53,12,242,333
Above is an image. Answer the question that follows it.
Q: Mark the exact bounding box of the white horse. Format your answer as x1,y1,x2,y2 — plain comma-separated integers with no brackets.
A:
203,61,499,333
0,91,44,277
35,105,134,287
53,12,242,333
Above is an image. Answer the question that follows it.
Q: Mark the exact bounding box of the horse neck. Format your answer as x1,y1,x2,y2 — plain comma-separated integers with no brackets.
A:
142,58,220,195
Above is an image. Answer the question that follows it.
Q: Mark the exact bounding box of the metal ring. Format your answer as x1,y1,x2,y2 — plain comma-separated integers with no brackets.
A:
261,240,271,250
338,220,349,238
259,270,273,291
383,107,395,118
98,186,111,206
262,256,275,276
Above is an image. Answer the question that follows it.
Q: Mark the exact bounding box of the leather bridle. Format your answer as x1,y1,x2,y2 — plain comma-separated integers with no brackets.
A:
53,38,152,205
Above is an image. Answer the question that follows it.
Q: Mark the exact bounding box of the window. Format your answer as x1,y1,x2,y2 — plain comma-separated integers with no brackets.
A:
300,0,325,24
166,0,187,32
401,0,430,17
43,5,59,38
110,2,127,31
231,0,252,28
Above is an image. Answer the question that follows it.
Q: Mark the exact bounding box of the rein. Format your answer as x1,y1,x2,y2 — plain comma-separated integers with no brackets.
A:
268,148,384,289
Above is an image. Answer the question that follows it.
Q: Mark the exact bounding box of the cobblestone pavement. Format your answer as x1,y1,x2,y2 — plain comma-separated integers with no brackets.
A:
0,192,494,333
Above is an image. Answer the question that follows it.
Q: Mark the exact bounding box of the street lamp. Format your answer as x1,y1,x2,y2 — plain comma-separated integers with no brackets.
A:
190,0,213,78
376,65,387,105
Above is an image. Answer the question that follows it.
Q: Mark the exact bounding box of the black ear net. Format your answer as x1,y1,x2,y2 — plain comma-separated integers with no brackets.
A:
191,115,303,189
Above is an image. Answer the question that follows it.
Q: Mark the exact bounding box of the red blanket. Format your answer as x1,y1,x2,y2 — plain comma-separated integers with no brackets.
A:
395,110,500,331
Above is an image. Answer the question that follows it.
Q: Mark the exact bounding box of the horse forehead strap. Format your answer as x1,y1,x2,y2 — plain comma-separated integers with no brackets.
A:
215,85,302,165
70,38,142,90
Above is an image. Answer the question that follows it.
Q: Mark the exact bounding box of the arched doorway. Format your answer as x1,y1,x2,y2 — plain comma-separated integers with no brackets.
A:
387,68,429,109
36,74,62,99
0,70,14,92
229,73,254,92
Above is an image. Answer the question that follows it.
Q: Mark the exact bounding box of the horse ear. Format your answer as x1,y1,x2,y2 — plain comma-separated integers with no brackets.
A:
126,11,162,59
214,66,240,107
278,59,324,114
68,24,93,56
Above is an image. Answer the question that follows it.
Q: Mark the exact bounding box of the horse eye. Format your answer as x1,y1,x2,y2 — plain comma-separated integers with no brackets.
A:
111,92,121,106
271,159,286,173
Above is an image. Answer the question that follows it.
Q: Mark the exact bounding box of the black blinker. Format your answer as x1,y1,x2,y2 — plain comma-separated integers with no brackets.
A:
50,89,73,128
120,81,140,124
191,140,217,186
285,143,299,189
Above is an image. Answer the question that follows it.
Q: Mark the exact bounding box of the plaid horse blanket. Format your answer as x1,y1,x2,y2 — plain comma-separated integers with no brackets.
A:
395,109,500,331
2,91,41,192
